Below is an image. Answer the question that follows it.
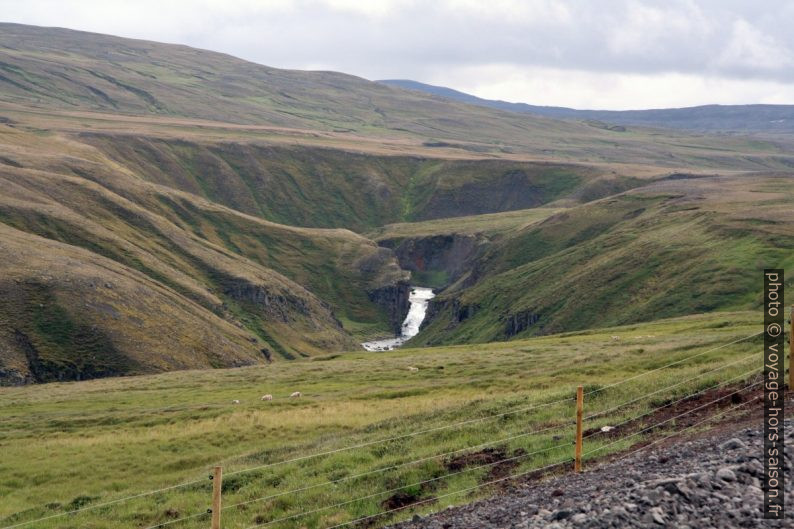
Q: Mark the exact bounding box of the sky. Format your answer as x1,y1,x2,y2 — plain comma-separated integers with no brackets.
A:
2,0,793,110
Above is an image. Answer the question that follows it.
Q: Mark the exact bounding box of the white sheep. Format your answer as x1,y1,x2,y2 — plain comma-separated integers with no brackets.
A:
261,394,273,401
611,335,620,341
232,399,240,404
407,366,419,372
290,391,302,398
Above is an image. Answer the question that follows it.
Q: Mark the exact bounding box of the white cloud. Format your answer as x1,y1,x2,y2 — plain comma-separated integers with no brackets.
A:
325,0,409,17
717,19,794,73
1,0,793,108
606,1,707,58
439,65,794,109
442,0,573,24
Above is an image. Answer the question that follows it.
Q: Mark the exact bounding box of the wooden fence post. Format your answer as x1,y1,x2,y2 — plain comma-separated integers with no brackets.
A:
211,466,222,529
575,385,583,472
789,305,793,390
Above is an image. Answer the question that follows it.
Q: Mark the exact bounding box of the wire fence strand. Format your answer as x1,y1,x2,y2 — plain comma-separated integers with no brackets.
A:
0,330,762,529
615,395,761,462
584,331,762,397
224,418,575,512
222,394,578,479
583,380,763,457
583,365,761,440
321,457,575,529
584,350,759,421
242,439,573,529
0,477,210,529
322,387,762,529
144,510,210,529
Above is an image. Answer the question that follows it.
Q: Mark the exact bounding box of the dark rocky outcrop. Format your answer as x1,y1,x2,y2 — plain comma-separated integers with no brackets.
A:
0,368,34,386
380,234,483,288
223,281,313,323
504,310,540,337
420,298,478,337
367,281,411,334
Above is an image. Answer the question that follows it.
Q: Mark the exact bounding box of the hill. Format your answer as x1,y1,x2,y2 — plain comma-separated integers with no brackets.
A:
4,24,794,170
375,173,793,344
379,79,794,134
0,23,791,384
0,122,412,382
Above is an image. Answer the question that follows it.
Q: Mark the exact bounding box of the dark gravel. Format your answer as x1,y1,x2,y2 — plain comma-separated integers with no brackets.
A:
387,419,793,529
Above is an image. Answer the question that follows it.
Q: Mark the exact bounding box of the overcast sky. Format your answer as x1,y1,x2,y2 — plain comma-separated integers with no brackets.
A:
2,0,793,109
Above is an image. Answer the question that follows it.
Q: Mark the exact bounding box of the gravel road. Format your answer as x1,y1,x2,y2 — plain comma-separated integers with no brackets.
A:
388,418,793,529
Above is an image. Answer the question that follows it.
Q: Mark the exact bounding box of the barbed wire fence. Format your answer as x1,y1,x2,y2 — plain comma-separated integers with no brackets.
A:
0,330,768,529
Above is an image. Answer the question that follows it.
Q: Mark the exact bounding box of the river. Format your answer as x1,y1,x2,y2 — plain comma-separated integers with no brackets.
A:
361,287,435,351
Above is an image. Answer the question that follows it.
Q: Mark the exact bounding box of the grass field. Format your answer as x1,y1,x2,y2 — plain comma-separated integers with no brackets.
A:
0,311,767,529
368,208,563,240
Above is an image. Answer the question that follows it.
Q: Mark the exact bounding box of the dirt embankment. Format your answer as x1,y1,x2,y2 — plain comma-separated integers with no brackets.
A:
387,385,793,529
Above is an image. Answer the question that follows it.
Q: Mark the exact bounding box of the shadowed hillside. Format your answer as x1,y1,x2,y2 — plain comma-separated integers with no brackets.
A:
80,133,634,229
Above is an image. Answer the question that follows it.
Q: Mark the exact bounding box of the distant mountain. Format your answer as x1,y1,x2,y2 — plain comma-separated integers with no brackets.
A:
4,23,794,171
379,79,794,133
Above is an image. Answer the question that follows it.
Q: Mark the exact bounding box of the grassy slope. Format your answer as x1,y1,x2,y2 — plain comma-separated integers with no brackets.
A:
0,124,408,380
0,223,260,381
414,174,794,345
77,133,637,230
368,208,564,240
3,23,794,171
0,312,767,529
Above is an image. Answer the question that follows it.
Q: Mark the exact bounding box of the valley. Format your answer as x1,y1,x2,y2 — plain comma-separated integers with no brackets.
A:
3,100,789,383
0,20,791,529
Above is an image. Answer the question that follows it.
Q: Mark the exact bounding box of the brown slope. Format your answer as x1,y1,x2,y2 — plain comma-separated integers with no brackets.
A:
0,122,407,384
2,23,794,170
0,222,261,384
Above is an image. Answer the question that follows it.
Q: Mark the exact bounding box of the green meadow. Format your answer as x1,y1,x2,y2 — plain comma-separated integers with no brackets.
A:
0,311,765,529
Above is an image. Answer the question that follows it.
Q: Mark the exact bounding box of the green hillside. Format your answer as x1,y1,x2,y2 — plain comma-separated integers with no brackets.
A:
411,174,794,345
0,124,408,381
3,23,794,169
0,23,791,385
81,133,628,230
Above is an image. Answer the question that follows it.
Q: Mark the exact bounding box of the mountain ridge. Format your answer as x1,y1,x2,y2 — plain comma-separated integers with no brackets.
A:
379,79,794,133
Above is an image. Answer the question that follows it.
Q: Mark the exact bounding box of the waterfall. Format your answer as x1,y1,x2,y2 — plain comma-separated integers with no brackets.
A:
361,287,435,351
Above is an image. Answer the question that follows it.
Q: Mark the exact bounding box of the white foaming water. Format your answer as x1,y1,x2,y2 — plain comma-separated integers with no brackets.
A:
361,287,435,351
